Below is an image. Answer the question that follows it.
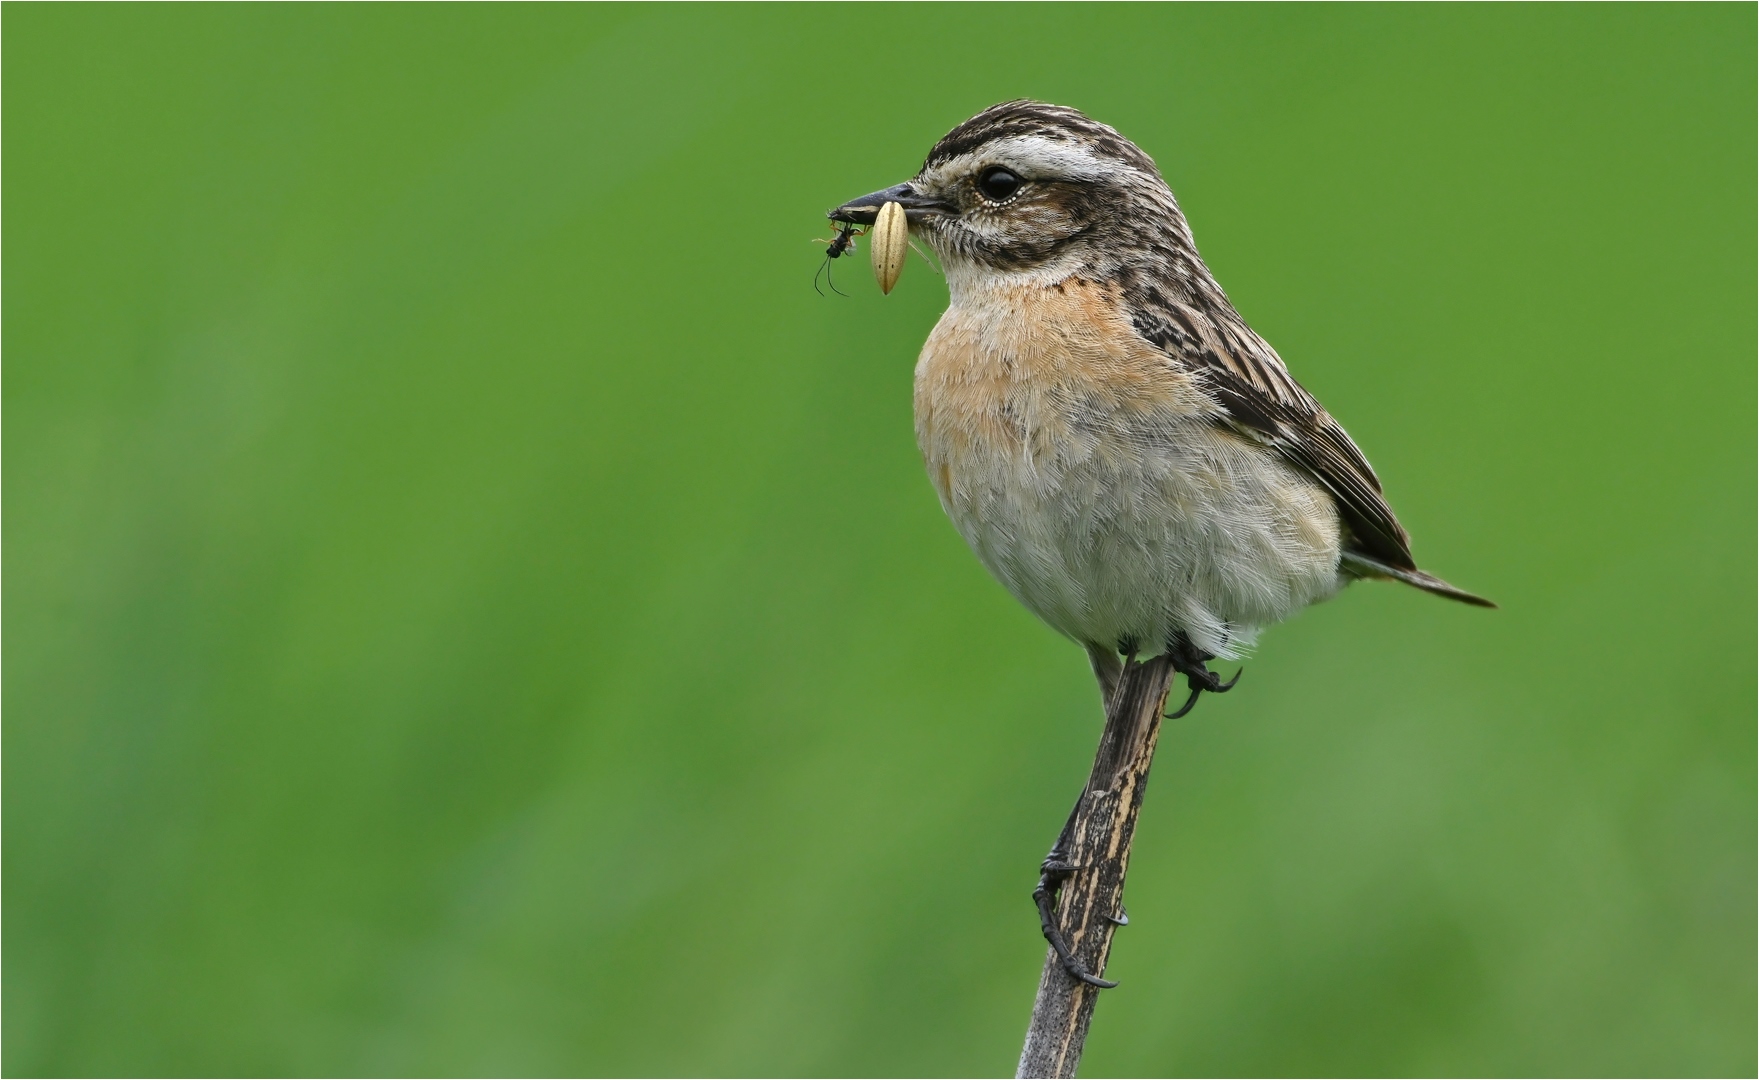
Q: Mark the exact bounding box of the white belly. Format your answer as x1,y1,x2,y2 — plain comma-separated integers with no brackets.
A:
913,280,1344,660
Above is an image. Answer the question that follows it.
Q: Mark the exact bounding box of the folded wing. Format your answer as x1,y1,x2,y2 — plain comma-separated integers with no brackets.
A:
1129,296,1493,608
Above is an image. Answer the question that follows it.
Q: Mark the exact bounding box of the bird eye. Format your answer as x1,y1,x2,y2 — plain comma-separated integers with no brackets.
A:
978,167,1021,202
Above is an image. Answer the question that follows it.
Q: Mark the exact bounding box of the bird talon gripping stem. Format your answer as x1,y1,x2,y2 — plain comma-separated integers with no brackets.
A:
1034,862,1119,989
1165,683,1203,720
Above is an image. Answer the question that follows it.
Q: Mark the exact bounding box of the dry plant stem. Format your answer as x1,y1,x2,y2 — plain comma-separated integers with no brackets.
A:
1016,654,1178,1079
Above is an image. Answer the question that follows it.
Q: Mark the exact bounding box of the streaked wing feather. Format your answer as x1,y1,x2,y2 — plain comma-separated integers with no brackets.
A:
1131,298,1417,571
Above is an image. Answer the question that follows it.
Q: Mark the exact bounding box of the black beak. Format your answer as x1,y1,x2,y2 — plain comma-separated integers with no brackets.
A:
828,181,952,226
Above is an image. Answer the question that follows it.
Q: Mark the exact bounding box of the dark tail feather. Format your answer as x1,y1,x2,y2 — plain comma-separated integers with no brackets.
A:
1341,552,1496,608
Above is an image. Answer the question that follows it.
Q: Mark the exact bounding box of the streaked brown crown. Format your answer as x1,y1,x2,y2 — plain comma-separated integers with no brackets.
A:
923,100,1161,178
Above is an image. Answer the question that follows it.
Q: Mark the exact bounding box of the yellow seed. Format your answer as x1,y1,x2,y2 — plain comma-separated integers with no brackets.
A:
871,201,908,295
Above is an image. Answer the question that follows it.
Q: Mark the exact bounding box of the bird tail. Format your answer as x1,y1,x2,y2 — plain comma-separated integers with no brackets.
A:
1341,552,1496,608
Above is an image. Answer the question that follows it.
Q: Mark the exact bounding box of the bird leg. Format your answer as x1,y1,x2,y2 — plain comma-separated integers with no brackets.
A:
1084,642,1123,709
1164,632,1242,719
1027,643,1144,988
1033,796,1119,990
1032,642,1138,990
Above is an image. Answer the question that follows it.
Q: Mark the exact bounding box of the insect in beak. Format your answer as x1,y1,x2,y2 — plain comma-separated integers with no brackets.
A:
812,222,865,297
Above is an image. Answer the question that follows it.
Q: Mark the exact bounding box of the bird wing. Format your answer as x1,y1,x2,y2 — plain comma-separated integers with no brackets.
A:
1127,296,1418,572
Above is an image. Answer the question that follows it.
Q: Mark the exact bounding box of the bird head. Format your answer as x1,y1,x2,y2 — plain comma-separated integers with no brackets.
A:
829,100,1196,293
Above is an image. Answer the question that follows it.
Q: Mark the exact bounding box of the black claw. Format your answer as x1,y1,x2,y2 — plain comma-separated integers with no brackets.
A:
1164,632,1243,710
1165,684,1203,719
1034,862,1118,989
1184,665,1239,695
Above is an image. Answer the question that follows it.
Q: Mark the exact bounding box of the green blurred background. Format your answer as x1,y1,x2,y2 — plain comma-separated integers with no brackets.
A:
6,5,1753,1076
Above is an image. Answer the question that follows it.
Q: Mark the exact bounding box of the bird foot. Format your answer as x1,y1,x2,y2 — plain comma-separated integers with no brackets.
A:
1164,635,1242,719
1033,858,1118,989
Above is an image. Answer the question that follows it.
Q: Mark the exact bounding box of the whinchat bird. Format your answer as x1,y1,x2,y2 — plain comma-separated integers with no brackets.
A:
828,101,1490,985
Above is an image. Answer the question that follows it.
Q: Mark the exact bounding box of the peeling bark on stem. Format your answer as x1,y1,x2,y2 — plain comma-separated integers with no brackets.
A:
1016,654,1178,1079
